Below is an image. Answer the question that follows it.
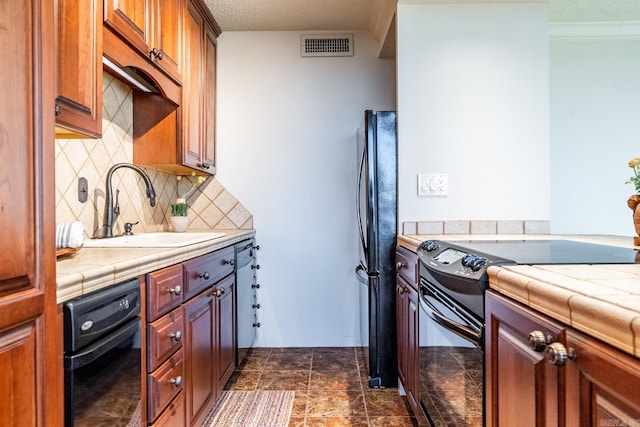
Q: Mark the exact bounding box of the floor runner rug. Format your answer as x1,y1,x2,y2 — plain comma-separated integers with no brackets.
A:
201,390,294,426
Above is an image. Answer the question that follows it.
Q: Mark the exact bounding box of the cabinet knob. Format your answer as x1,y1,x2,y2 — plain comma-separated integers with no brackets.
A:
149,47,164,61
251,264,260,270
211,287,225,297
397,285,407,295
253,322,261,328
528,330,552,352
168,285,182,296
169,376,183,388
251,283,261,289
546,342,577,366
396,261,407,271
199,271,210,280
224,259,235,266
253,245,260,250
253,303,260,309
169,331,182,341
199,162,211,169
55,104,62,116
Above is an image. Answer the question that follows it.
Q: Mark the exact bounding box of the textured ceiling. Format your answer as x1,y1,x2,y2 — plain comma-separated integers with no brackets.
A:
205,0,640,32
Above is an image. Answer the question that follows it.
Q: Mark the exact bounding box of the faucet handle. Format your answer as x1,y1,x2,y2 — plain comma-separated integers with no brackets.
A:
123,221,139,236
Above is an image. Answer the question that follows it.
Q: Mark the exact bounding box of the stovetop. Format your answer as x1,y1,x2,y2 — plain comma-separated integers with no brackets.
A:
442,239,640,265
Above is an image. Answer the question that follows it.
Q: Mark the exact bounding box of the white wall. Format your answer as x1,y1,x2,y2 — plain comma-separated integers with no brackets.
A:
215,31,395,346
550,34,640,236
396,2,551,225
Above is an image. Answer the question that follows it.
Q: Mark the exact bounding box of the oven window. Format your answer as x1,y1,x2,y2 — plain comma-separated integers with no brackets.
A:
71,343,141,426
419,285,484,427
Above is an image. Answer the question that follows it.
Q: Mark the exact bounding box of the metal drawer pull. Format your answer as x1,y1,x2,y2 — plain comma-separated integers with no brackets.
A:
169,331,182,341
169,376,182,387
212,287,225,297
168,286,182,296
528,330,553,352
546,342,577,366
224,259,235,265
199,271,210,280
396,261,407,271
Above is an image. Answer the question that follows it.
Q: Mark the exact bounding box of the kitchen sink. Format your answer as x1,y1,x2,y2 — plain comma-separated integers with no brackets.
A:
82,232,226,248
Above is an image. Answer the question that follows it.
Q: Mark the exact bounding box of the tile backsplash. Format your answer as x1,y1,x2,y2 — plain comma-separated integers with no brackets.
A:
55,74,252,237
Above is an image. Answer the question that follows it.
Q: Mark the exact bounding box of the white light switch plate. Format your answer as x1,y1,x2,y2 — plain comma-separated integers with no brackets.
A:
418,174,448,196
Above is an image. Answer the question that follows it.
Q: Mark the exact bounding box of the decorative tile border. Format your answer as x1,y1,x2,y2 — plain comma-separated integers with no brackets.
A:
403,220,550,235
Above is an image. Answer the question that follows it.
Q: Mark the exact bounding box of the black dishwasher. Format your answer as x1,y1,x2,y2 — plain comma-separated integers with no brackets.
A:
63,278,141,426
235,238,260,365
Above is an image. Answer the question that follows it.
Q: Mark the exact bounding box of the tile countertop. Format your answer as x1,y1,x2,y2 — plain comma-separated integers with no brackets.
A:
56,229,255,304
398,234,640,359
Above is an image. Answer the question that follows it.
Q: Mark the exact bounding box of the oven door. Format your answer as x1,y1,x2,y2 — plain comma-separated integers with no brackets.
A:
419,279,485,427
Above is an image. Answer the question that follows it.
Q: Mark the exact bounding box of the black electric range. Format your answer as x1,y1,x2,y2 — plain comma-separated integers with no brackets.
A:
416,239,640,320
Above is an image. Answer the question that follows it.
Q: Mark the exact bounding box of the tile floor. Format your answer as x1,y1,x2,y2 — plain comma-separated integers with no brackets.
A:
224,347,419,426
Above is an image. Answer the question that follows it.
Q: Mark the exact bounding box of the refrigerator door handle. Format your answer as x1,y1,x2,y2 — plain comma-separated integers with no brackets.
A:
355,263,369,284
356,144,367,256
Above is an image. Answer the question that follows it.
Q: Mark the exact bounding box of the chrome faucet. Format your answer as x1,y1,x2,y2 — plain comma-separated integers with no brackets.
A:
99,163,156,238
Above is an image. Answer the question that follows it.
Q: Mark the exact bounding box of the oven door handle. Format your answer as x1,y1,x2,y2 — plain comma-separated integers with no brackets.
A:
419,294,482,346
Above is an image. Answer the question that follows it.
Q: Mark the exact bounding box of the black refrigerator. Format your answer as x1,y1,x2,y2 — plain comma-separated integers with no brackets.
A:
355,110,398,388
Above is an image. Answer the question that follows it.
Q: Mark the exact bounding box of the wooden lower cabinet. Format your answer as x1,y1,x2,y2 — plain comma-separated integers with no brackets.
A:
214,275,236,394
486,290,640,427
564,329,640,427
145,247,237,426
184,288,215,425
151,392,186,427
395,246,421,419
486,291,564,427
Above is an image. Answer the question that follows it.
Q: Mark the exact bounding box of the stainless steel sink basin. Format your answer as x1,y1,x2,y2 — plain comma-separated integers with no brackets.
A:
82,232,226,248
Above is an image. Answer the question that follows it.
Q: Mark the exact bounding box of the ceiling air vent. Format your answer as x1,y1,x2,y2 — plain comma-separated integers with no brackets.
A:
301,34,354,57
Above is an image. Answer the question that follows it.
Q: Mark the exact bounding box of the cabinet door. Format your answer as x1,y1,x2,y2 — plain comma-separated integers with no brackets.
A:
485,291,564,427
214,275,236,393
564,329,640,427
0,0,60,424
184,290,215,425
202,26,217,173
104,0,150,55
396,276,419,412
55,0,103,138
152,0,182,82
182,1,204,171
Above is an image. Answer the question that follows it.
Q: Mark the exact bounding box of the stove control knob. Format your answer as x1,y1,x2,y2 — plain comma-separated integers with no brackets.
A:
462,255,477,267
470,257,487,271
420,240,439,252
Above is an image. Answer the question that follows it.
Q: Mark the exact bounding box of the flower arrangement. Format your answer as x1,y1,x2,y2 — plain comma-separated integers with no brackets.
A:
626,157,640,194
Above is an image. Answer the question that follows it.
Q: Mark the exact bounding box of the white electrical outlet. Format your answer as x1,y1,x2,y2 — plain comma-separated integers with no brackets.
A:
418,174,448,196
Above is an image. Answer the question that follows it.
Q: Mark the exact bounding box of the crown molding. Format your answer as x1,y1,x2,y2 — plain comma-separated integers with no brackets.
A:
550,21,640,39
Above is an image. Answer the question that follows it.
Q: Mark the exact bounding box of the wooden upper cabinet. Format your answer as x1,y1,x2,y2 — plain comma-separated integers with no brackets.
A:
104,0,183,83
55,0,103,138
154,0,182,83
180,0,220,174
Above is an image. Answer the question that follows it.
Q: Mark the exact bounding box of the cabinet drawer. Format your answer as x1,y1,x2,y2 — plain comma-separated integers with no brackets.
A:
147,349,184,423
183,246,234,300
147,264,184,321
396,246,418,287
148,309,184,372
150,391,185,427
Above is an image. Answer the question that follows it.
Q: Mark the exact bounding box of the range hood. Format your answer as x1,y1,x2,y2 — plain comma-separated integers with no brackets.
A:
103,56,160,94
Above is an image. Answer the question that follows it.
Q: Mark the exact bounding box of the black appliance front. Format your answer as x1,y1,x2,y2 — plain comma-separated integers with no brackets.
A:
356,110,398,388
416,238,640,426
418,278,485,427
63,278,141,426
